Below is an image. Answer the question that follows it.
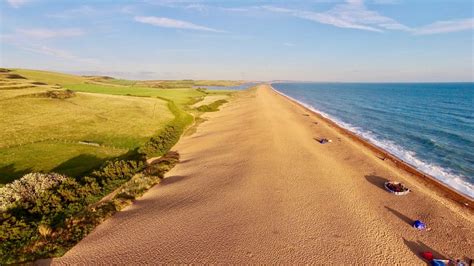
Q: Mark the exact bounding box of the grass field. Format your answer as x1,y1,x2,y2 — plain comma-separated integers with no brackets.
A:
12,69,87,85
0,69,236,184
65,83,204,107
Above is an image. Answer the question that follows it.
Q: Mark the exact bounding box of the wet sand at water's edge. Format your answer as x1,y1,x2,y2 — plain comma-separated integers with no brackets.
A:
51,84,473,264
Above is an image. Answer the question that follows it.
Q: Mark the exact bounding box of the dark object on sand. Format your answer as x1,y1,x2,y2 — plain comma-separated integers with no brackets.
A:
319,138,332,144
413,220,427,230
384,181,410,195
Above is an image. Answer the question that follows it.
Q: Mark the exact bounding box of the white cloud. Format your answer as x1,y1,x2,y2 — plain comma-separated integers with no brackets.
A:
23,45,99,64
7,0,29,8
134,16,224,32
413,18,474,35
263,0,410,33
16,28,84,39
283,42,295,47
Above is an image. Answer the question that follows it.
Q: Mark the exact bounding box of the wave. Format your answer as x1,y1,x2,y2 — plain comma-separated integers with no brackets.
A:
272,86,474,199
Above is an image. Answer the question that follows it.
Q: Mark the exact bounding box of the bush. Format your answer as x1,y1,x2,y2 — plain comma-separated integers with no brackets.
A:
5,74,26,79
0,173,100,263
91,160,145,185
0,173,68,212
31,89,75,99
196,99,228,112
139,101,192,158
196,88,207,93
144,151,180,176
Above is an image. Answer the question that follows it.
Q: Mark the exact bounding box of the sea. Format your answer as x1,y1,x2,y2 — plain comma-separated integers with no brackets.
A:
271,82,474,198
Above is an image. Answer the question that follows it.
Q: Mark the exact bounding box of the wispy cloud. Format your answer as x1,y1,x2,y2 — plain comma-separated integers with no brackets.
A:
46,5,97,19
22,45,99,64
413,18,474,35
16,28,84,39
263,0,409,33
6,0,29,8
1,27,95,64
134,16,224,32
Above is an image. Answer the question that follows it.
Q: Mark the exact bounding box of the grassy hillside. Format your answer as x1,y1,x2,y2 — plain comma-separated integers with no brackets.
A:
0,68,236,184
0,68,239,263
0,70,173,183
12,69,87,85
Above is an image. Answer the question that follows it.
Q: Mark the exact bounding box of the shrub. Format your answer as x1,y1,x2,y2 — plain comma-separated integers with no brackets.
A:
144,151,180,176
5,74,26,79
196,99,228,112
0,173,68,212
34,89,75,99
91,160,145,185
196,88,207,93
139,101,192,158
0,173,100,264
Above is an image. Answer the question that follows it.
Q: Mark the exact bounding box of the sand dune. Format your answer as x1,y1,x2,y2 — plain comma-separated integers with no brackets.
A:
51,85,473,264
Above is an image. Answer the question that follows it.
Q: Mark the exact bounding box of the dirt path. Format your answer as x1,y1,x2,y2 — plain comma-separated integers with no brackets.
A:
51,85,473,264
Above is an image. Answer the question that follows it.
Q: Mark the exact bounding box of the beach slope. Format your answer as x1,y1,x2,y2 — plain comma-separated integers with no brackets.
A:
51,85,473,264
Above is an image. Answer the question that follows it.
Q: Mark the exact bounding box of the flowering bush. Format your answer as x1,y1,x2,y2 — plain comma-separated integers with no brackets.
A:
0,173,68,212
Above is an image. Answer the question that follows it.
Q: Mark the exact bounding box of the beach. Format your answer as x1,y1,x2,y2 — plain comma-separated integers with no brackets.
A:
50,84,473,264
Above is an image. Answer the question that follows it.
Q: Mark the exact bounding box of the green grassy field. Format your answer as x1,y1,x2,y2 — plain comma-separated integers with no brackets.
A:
65,83,204,107
0,69,235,184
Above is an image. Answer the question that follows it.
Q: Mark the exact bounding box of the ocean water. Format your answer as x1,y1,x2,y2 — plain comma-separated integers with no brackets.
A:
272,82,474,198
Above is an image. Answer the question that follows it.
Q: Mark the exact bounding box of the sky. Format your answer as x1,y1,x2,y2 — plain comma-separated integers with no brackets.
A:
0,0,473,81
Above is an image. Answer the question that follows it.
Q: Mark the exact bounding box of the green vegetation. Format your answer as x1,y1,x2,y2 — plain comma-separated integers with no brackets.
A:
0,152,181,264
136,79,243,88
12,69,87,85
83,76,138,86
193,80,244,87
197,99,229,112
0,142,125,184
0,83,172,183
0,158,144,263
139,101,193,157
0,68,236,263
65,83,204,107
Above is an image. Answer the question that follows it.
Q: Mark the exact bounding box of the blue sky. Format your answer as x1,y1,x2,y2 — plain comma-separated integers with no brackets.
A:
0,0,473,81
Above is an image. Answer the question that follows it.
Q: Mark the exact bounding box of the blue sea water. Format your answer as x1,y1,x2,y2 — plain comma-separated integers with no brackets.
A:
272,82,474,198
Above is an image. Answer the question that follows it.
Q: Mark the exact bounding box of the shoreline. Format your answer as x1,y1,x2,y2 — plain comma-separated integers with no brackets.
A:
270,84,473,211
53,84,473,264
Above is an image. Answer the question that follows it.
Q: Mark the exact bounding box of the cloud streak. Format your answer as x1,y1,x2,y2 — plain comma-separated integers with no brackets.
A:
22,45,99,64
16,28,84,39
134,16,224,32
263,1,409,33
263,0,473,35
413,18,474,35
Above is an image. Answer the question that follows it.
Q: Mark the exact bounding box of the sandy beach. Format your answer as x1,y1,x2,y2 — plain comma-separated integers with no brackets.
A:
50,84,473,264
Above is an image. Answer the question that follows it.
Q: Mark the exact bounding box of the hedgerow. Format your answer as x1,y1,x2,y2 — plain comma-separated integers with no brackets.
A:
196,99,228,112
139,100,193,158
